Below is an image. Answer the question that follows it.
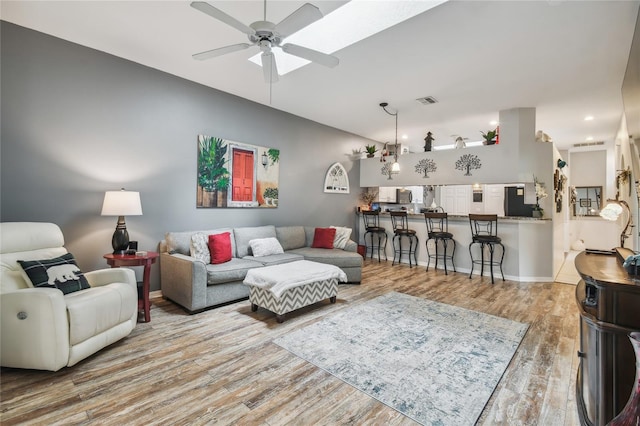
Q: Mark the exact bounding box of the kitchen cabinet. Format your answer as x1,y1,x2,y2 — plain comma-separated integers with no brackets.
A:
441,185,471,215
409,186,424,204
378,186,397,203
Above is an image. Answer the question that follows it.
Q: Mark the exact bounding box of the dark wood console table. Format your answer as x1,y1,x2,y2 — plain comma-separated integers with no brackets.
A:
104,251,158,323
575,248,640,425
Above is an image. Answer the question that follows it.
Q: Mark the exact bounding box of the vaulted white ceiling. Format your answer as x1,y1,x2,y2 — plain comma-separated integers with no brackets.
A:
2,0,638,151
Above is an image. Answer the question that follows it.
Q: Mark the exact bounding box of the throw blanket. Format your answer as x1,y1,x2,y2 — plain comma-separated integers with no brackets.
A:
243,260,347,298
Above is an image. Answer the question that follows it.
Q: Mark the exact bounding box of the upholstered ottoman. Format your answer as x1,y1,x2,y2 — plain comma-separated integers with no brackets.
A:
243,260,347,323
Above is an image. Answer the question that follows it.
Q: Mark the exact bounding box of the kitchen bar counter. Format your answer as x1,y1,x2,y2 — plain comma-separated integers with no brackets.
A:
357,211,553,281
375,212,550,222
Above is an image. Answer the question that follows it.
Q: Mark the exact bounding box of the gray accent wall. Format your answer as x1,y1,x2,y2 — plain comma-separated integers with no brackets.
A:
1,22,372,290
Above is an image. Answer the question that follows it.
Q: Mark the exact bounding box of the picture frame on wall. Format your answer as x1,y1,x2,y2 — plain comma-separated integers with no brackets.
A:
196,135,280,208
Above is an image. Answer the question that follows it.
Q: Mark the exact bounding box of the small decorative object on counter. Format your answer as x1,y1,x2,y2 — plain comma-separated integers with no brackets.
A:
623,254,640,276
533,176,548,218
364,144,378,158
424,132,434,152
480,129,497,145
359,188,378,209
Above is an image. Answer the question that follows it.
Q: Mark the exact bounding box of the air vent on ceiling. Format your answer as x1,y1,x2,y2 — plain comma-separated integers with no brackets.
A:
416,96,438,105
573,141,604,147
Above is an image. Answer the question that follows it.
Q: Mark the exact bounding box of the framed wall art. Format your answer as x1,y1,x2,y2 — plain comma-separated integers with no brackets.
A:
196,134,280,208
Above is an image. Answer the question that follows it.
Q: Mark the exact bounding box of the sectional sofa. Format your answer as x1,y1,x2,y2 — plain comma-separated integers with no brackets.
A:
160,225,362,313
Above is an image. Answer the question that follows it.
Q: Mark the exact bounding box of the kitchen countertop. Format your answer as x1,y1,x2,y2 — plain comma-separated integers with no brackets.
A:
358,211,551,222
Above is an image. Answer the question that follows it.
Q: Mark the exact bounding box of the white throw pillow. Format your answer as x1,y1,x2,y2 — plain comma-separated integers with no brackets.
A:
190,232,211,263
330,226,352,249
249,237,284,257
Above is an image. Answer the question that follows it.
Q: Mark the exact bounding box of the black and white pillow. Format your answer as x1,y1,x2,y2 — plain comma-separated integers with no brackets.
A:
18,253,90,295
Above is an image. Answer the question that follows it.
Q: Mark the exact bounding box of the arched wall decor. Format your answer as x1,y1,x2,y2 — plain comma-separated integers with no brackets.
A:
324,162,350,193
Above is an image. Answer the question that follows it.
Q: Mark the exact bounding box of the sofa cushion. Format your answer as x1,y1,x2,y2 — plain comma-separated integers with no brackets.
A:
205,258,263,285
190,233,210,263
166,229,235,257
275,226,306,251
244,252,304,266
249,237,284,257
234,226,276,258
331,226,352,249
65,282,137,345
18,253,90,295
288,247,363,269
311,228,336,249
209,232,232,264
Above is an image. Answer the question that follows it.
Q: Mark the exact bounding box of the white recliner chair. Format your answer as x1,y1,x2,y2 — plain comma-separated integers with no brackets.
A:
0,222,138,371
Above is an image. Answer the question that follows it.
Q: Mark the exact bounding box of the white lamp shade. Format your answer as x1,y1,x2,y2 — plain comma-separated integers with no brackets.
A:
391,161,400,172
101,190,143,216
599,202,623,221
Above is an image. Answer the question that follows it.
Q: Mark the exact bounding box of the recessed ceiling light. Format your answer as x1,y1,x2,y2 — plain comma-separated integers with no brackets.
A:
249,0,448,75
584,115,594,121
586,136,594,141
489,120,498,126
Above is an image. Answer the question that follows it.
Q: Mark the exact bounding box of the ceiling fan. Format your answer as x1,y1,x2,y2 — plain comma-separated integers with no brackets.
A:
190,1,340,83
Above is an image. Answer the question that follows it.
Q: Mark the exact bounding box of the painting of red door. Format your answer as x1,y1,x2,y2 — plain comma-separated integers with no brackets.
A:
197,134,279,208
232,148,254,201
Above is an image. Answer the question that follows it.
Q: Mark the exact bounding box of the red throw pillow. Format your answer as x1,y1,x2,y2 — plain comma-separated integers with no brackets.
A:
311,227,336,249
208,232,232,264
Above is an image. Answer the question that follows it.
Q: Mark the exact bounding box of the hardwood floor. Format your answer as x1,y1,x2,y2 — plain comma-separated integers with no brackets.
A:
1,260,580,425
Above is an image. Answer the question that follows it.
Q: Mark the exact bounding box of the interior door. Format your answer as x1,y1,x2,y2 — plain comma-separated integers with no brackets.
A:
232,149,254,201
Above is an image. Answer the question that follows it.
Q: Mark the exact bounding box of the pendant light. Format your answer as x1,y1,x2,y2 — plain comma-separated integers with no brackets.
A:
380,102,400,178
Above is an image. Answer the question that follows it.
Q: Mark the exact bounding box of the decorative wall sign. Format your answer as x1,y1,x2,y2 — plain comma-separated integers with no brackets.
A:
196,134,280,208
415,158,437,178
324,162,350,193
455,154,481,176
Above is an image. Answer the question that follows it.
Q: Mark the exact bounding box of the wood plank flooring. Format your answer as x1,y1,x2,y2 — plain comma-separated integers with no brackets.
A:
1,260,580,425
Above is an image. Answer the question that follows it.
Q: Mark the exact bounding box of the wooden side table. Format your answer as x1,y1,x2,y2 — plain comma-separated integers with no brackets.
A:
104,252,159,323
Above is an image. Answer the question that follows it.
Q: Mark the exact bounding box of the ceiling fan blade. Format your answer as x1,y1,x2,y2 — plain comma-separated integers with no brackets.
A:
281,43,339,68
192,43,252,60
190,2,255,36
274,3,322,38
261,51,279,83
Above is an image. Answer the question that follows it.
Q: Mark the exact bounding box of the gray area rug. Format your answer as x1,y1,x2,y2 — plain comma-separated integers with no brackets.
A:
274,291,528,425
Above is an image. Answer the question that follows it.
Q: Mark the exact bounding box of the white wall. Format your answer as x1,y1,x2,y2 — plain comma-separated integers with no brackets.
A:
568,149,619,250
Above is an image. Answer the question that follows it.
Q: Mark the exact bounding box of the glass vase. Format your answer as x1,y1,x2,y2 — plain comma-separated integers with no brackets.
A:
608,331,640,425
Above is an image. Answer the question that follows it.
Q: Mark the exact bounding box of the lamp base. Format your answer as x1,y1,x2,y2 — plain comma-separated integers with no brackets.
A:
112,216,130,254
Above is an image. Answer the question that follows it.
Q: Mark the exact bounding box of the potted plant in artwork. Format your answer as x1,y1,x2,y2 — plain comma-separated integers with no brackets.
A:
533,176,548,218
364,144,378,158
480,129,498,145
198,136,230,207
263,187,278,206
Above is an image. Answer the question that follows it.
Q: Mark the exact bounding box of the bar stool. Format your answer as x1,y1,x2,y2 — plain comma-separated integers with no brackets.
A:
468,214,505,284
390,211,418,267
424,212,456,274
362,210,388,262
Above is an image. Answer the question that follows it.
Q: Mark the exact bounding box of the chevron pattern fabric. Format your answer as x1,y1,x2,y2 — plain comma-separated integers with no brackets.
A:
249,278,338,316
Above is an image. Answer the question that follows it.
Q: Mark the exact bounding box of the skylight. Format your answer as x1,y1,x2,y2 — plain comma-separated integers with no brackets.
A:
249,0,448,75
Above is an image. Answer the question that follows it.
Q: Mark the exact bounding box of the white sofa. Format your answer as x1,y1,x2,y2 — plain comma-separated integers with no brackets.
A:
0,222,138,371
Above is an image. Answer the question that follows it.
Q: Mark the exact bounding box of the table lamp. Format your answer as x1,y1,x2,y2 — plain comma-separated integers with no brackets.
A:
599,199,631,248
101,189,143,254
